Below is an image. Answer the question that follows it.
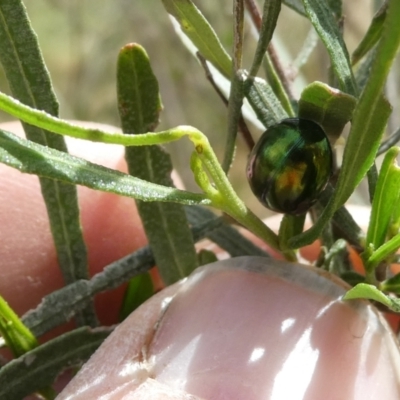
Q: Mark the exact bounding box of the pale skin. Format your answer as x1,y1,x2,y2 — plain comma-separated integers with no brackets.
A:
0,122,399,399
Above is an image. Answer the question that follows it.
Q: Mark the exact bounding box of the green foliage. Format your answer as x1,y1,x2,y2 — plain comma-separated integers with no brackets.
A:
366,148,400,261
117,43,198,284
0,296,38,358
119,273,154,321
0,327,111,400
0,0,96,327
0,0,400,397
298,81,356,143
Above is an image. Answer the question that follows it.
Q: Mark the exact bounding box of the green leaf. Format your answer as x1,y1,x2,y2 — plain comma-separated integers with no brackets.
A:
0,295,38,358
289,95,391,249
366,147,400,253
289,0,400,249
378,126,400,156
318,185,364,247
0,0,95,325
22,246,155,337
367,232,400,272
354,47,377,92
340,271,365,287
117,44,198,285
322,238,347,274
327,0,342,19
223,71,245,172
367,163,378,203
244,76,288,128
248,0,295,118
352,1,388,65
0,327,111,400
335,97,392,207
279,214,306,251
119,273,154,321
0,129,210,206
117,44,162,133
344,283,400,313
197,249,218,266
161,0,232,78
185,206,270,257
262,54,296,118
22,280,94,338
301,0,357,96
22,209,227,337
283,0,306,16
249,0,282,77
389,181,400,238
381,273,400,294
298,81,357,142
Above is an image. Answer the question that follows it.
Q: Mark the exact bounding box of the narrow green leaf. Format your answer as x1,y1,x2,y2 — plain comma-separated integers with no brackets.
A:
0,0,95,324
323,238,347,274
117,44,198,285
23,247,155,337
340,271,365,287
0,3,84,280
352,1,388,65
336,0,400,197
378,126,400,156
367,232,400,271
22,215,228,337
262,54,296,117
367,163,378,203
366,147,400,251
223,70,245,172
326,0,342,19
279,214,306,251
0,295,38,357
185,206,270,257
336,96,392,206
117,44,162,132
381,273,400,294
298,81,356,142
315,184,364,248
0,129,210,206
188,211,225,242
301,0,357,95
283,0,306,16
119,273,154,321
344,283,400,313
22,281,94,338
0,327,111,400
161,0,232,78
249,0,282,77
289,0,400,249
197,249,218,266
389,185,400,238
244,76,288,128
332,210,363,248
354,47,377,92
289,96,390,249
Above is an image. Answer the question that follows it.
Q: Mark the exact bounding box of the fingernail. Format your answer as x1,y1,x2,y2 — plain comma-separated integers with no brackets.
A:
149,257,400,399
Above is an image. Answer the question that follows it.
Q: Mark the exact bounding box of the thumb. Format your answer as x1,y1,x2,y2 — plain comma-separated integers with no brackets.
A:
57,256,400,399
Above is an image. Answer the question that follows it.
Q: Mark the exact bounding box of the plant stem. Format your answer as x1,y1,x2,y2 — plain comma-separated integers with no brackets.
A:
0,90,296,259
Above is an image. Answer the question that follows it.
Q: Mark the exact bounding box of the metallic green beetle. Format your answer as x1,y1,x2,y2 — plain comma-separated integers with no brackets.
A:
246,118,333,215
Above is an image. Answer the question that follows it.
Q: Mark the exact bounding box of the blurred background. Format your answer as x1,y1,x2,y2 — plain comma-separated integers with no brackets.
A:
0,0,384,217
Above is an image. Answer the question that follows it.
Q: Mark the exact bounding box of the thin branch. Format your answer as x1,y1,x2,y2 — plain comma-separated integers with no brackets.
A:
244,0,295,100
378,126,400,155
197,52,255,150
